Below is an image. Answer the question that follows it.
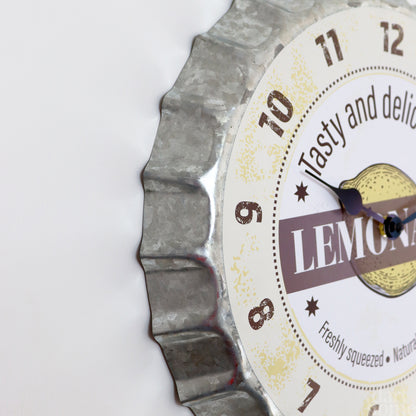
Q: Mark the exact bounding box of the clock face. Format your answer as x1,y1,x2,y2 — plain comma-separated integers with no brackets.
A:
223,6,416,415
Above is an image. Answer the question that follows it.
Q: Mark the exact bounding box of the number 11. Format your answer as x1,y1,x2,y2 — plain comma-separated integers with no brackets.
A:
315,29,344,67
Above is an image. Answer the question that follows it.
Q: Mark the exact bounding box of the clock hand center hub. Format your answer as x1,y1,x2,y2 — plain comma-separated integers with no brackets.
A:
383,215,404,240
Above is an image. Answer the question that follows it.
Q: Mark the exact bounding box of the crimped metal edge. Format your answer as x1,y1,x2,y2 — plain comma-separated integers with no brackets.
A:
140,0,416,415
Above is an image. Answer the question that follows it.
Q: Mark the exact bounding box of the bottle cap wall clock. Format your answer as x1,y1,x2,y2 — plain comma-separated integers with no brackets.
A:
141,0,416,414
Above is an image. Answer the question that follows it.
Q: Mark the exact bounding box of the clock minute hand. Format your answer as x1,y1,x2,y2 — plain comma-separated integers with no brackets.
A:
385,209,416,240
305,170,385,224
402,210,416,225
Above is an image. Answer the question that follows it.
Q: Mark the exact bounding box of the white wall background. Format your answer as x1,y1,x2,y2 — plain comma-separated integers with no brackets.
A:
0,1,231,415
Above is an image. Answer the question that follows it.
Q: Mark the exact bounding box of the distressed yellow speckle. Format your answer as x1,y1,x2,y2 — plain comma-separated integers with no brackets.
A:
236,131,266,183
337,17,358,57
268,143,284,177
391,384,412,415
230,235,259,306
288,47,318,114
253,324,301,393
360,393,380,416
359,384,412,415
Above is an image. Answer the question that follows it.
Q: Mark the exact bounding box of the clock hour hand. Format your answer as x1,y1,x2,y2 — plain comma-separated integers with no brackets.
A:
305,170,385,224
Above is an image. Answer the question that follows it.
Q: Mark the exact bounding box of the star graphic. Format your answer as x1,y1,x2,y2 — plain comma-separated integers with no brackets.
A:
295,182,309,202
305,297,319,317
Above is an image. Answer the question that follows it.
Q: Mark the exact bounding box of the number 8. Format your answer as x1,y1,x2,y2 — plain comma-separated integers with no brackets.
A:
248,298,275,330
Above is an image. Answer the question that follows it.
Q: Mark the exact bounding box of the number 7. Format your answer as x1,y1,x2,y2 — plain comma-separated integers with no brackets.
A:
298,378,320,413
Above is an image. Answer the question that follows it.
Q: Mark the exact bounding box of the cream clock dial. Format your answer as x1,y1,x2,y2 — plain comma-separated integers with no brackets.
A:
142,1,416,415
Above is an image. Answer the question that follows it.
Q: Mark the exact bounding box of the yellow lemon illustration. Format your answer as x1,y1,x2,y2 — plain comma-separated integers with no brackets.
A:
342,164,416,297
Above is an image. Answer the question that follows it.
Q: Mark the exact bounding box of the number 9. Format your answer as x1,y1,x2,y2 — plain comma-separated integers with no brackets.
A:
235,201,263,224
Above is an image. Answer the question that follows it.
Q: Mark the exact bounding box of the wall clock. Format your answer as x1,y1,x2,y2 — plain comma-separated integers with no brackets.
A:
141,0,416,414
